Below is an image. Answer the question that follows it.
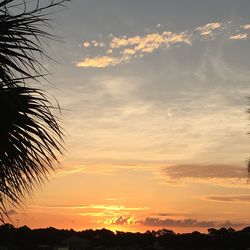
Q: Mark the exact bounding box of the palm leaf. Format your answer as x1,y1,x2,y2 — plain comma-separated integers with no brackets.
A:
0,0,70,85
0,0,69,221
0,84,64,206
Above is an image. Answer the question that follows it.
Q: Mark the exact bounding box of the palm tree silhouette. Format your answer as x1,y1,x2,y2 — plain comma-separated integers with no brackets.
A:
0,0,69,221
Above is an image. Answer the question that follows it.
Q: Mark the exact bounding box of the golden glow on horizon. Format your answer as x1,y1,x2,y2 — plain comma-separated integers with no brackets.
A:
4,2,250,232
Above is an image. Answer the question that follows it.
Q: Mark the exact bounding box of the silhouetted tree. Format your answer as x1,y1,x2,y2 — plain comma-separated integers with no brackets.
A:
0,0,69,220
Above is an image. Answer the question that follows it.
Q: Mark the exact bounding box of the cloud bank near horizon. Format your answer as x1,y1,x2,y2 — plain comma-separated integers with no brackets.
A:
102,215,242,228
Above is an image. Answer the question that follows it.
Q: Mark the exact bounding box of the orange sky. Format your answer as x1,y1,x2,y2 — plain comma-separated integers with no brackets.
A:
4,0,250,233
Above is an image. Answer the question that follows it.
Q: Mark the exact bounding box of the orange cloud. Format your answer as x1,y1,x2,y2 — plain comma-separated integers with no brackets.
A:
242,24,250,30
123,48,136,55
196,22,222,36
77,31,191,68
205,195,250,203
82,41,90,47
31,204,150,212
76,56,120,68
111,32,191,53
77,21,249,68
230,33,248,40
88,204,150,211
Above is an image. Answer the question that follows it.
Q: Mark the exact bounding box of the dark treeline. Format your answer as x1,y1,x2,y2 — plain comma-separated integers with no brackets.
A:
1,224,250,250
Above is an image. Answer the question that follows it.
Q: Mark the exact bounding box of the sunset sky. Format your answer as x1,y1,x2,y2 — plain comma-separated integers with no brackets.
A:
8,0,250,233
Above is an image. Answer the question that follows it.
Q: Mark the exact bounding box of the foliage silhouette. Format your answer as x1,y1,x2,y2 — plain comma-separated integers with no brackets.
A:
1,225,250,250
0,0,69,220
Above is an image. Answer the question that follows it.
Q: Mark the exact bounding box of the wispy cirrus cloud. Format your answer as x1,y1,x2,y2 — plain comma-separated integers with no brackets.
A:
78,212,106,217
31,204,150,212
205,195,250,203
163,164,248,187
165,164,246,179
87,204,150,211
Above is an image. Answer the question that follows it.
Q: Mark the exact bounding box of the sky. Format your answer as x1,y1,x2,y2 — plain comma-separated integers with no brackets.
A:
6,0,250,233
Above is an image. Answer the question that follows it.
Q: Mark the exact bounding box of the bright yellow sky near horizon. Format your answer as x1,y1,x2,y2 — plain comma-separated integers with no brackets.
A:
5,0,250,233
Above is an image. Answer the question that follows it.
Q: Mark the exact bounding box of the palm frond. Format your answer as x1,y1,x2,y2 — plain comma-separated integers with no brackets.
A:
0,0,69,220
0,84,64,207
0,0,70,85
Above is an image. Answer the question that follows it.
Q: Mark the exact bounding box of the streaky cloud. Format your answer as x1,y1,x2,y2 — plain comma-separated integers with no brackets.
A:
165,164,246,179
195,22,222,36
76,56,120,68
230,33,248,40
140,217,242,228
205,195,250,203
163,164,248,188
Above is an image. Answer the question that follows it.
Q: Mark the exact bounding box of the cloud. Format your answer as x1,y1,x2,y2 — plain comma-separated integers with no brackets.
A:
110,32,191,60
76,56,120,68
78,212,107,217
163,164,248,187
242,24,250,30
93,41,105,47
123,48,136,55
195,22,222,36
111,32,191,50
218,221,243,228
87,204,150,211
230,33,247,40
82,40,106,48
31,204,150,212
78,212,106,217
140,217,242,228
82,41,90,48
142,217,215,227
77,31,191,68
205,195,250,203
76,21,250,68
165,164,246,179
154,212,190,217
104,216,136,225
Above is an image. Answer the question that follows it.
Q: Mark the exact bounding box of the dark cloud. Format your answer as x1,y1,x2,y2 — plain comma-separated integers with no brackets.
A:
157,213,179,217
154,212,190,217
113,216,130,225
218,220,243,228
164,164,246,179
205,195,250,203
140,217,242,228
141,217,215,228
